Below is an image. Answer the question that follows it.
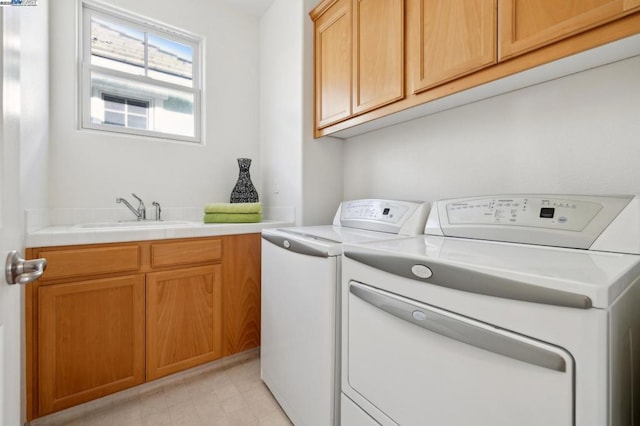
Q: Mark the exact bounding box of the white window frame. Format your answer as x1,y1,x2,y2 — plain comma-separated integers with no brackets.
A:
80,1,204,144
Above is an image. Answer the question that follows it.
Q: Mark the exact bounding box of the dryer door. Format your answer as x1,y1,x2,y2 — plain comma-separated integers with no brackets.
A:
344,281,574,426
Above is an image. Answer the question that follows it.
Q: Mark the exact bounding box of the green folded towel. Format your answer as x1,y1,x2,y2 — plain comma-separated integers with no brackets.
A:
204,202,262,214
203,212,262,223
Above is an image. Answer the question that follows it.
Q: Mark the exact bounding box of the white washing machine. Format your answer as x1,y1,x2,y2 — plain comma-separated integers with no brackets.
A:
341,194,640,426
261,199,430,426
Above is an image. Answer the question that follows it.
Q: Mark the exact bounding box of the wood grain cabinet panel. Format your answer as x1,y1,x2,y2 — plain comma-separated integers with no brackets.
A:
222,234,261,356
146,265,223,380
353,0,404,114
498,0,640,60
151,238,222,268
312,0,404,131
37,274,145,415
408,0,497,94
314,0,353,128
35,245,141,281
27,235,261,420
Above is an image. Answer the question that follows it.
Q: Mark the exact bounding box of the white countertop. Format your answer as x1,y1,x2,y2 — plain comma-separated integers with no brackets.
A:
27,220,294,247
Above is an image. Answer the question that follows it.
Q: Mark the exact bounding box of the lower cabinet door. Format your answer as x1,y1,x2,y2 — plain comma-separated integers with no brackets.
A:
38,274,146,415
146,265,222,380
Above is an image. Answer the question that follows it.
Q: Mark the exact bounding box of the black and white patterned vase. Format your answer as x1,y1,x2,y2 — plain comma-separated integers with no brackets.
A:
230,158,259,203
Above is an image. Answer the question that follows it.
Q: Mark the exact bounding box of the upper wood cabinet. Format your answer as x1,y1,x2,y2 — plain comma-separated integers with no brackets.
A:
408,0,497,94
311,0,404,130
353,0,404,114
498,0,640,60
311,0,640,138
314,0,352,128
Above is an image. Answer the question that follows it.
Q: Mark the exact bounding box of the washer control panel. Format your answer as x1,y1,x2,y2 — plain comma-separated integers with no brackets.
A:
446,197,602,231
335,199,430,236
341,199,410,224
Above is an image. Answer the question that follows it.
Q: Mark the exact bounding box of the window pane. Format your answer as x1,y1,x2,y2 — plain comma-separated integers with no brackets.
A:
128,101,148,116
91,17,145,76
128,115,147,129
148,34,193,87
90,71,195,138
104,111,125,126
102,94,126,112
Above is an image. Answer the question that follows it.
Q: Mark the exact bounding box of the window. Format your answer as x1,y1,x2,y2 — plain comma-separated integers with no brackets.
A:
102,94,149,128
81,2,203,143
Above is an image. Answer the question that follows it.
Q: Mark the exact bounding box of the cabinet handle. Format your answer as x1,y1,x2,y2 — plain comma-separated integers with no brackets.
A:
5,251,47,285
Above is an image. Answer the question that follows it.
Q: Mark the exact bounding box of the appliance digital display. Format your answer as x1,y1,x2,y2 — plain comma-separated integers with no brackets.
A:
540,207,555,219
382,208,390,215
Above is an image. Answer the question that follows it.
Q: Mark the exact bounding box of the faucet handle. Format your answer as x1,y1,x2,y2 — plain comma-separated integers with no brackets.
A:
131,193,146,220
131,193,145,207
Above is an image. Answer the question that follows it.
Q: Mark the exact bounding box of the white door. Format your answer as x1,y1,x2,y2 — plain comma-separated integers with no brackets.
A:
1,6,26,426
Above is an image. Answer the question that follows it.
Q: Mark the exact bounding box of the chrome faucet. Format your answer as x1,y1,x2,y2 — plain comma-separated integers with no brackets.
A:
116,193,146,220
152,201,162,221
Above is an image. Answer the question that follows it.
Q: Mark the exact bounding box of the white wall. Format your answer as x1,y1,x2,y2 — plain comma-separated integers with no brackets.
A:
259,0,303,224
49,0,262,215
343,56,640,202
301,0,343,225
259,0,344,226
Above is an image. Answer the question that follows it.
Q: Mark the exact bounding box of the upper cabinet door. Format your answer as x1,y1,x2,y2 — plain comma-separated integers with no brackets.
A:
408,0,497,94
498,0,640,60
353,0,404,114
315,0,353,129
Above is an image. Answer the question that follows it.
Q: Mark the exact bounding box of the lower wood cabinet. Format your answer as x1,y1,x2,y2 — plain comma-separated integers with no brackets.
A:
146,265,222,380
222,234,261,356
37,274,145,415
26,234,261,421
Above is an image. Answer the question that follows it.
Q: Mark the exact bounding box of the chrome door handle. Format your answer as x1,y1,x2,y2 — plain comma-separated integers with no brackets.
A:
5,251,47,285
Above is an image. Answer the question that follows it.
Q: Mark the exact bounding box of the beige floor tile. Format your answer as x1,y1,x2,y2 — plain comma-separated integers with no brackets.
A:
163,381,192,408
220,394,250,415
226,410,259,426
212,381,242,402
141,409,173,426
139,388,169,417
168,401,202,426
30,353,297,426
257,410,293,426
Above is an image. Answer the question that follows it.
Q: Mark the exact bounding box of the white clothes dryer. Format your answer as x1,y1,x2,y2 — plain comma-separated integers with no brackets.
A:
261,199,430,426
341,194,640,426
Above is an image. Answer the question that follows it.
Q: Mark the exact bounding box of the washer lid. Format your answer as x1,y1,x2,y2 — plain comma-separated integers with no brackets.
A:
262,225,412,257
343,235,640,308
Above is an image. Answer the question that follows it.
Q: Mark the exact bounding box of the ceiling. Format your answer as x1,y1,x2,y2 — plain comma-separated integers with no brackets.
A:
219,0,275,16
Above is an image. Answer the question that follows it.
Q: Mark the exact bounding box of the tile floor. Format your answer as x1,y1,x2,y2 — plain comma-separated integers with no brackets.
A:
30,351,292,426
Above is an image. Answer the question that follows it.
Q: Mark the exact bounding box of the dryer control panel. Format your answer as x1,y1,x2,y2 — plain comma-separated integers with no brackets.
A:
445,197,603,232
427,194,634,250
